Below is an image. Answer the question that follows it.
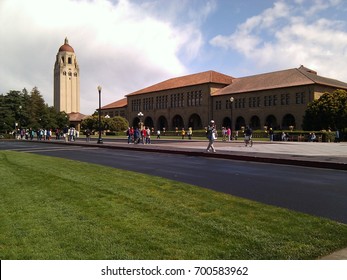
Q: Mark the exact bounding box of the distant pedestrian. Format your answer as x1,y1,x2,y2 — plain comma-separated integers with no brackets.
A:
268,127,274,141
146,127,151,144
157,129,161,139
181,128,186,139
134,128,140,144
244,126,253,147
206,120,217,153
85,128,91,142
187,127,192,140
335,129,340,143
227,127,231,142
221,127,227,141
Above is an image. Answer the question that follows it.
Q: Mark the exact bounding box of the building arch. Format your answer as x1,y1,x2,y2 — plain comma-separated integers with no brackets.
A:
222,117,231,129
250,115,261,129
172,114,184,130
265,115,278,129
188,114,202,129
132,117,142,128
157,116,168,130
282,114,296,129
235,116,246,130
144,116,154,129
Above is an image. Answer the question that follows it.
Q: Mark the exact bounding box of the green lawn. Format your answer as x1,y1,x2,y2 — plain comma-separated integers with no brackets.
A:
1,150,347,260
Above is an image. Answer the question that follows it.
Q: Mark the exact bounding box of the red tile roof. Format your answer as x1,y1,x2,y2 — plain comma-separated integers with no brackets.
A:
68,112,87,121
126,70,234,96
101,97,127,110
213,66,347,96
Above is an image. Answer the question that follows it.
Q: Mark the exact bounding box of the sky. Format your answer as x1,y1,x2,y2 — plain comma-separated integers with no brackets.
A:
1,0,347,115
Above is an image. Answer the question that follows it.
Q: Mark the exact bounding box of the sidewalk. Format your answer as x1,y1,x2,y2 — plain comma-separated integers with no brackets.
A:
85,139,347,170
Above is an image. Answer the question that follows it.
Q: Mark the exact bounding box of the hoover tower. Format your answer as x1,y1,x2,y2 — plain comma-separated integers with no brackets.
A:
54,37,80,113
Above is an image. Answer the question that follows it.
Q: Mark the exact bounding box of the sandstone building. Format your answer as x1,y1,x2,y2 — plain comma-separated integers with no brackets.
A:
101,65,347,131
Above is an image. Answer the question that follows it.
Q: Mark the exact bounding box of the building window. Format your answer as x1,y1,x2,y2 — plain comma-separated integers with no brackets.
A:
68,57,72,64
187,90,202,106
156,95,168,109
226,99,233,109
235,98,245,108
296,92,305,104
281,93,290,105
131,99,141,112
215,100,222,110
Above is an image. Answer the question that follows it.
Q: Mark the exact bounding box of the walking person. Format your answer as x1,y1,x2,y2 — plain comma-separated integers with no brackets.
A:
227,127,231,142
187,127,192,140
145,127,151,144
244,126,253,147
181,128,186,139
206,120,217,153
85,128,91,142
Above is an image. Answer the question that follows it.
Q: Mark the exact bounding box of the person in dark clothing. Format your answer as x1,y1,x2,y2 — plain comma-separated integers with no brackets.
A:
244,126,253,147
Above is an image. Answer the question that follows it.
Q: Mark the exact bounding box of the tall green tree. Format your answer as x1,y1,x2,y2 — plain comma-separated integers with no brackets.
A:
0,87,69,133
303,89,347,131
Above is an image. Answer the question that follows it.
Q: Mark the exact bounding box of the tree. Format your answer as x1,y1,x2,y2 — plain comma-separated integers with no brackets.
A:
107,116,129,132
0,87,69,133
81,115,98,132
81,115,129,133
303,89,347,131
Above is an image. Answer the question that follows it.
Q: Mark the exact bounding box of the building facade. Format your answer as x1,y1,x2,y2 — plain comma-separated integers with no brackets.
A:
101,66,347,131
54,38,80,114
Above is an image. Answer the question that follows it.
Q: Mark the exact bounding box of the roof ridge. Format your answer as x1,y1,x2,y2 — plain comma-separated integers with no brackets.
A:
296,66,316,83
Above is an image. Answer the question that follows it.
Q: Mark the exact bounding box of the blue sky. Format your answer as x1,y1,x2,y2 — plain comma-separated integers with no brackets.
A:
1,0,347,114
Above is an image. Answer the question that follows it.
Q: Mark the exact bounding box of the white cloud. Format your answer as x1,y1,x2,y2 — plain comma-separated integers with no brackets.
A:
0,0,207,114
210,0,347,80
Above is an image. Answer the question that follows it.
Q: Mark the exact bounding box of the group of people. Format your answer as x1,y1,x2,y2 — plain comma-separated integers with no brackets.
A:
13,127,79,142
14,128,57,141
206,120,253,153
126,127,152,144
179,127,193,139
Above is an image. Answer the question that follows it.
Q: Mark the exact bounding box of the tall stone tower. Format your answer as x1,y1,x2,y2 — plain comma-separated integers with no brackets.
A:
54,37,80,113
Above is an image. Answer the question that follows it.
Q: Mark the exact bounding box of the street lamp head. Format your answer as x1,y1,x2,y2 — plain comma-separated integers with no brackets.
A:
138,112,144,117
97,85,102,92
229,97,234,102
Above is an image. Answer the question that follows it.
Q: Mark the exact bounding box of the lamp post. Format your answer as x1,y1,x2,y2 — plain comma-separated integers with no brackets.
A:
137,112,144,130
229,97,234,130
97,85,103,144
18,105,22,129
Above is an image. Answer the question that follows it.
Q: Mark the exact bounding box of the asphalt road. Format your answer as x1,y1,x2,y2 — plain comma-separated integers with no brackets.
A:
2,140,347,224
